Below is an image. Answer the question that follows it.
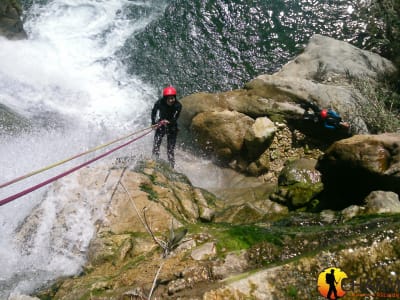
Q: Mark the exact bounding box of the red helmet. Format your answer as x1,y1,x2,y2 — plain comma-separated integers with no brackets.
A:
320,109,328,119
163,86,177,97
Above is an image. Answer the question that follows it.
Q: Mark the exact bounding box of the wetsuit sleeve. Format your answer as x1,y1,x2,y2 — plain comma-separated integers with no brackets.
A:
323,121,336,129
324,110,343,129
172,102,182,124
328,109,341,120
151,101,159,125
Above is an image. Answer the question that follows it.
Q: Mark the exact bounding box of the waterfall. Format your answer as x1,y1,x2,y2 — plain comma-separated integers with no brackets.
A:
0,0,169,297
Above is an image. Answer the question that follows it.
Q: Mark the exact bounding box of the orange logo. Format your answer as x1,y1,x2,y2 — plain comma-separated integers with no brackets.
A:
317,267,348,299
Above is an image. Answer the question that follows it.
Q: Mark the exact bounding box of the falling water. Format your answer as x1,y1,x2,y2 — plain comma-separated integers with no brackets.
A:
0,0,169,297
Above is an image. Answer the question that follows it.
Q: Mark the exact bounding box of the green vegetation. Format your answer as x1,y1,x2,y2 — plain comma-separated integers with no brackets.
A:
347,71,400,133
139,183,158,201
186,223,284,254
350,0,400,133
215,224,283,251
363,0,400,70
285,285,299,299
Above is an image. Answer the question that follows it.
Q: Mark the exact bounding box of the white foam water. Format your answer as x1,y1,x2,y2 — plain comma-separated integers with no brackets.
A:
0,0,169,297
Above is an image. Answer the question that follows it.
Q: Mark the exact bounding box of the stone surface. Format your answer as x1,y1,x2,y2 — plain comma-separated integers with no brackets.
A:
364,190,400,214
190,242,217,260
317,133,400,208
191,110,254,160
0,0,27,39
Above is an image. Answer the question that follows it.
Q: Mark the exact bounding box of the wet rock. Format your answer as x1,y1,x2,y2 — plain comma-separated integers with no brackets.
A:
317,133,400,209
278,158,321,185
277,34,395,83
341,205,364,221
191,242,217,261
206,267,279,299
30,34,400,300
167,265,211,296
193,188,216,222
0,0,27,39
215,203,266,224
243,117,277,161
0,103,31,134
8,294,40,300
364,190,400,214
191,110,254,160
271,158,323,209
319,209,337,223
212,251,249,279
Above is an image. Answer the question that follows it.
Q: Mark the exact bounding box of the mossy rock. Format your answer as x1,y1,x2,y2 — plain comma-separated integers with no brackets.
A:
278,158,321,186
271,158,324,210
284,182,324,208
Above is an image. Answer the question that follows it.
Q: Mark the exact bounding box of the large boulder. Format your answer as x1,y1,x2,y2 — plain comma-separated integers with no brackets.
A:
317,133,400,208
243,117,277,161
247,34,395,107
244,35,396,135
276,34,396,82
364,190,400,214
0,0,27,40
191,110,254,160
270,158,324,210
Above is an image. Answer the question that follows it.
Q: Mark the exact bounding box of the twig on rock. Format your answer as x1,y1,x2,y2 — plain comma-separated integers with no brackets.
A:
119,179,188,299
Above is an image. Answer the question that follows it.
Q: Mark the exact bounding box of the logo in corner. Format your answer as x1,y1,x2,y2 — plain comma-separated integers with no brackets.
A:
317,267,348,299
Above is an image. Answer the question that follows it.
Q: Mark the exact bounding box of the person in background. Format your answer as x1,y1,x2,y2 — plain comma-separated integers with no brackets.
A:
302,100,349,130
319,108,349,130
151,86,182,168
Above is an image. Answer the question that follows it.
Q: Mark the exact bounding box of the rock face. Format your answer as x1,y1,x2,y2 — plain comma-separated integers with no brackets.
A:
180,34,396,176
0,0,27,40
33,159,400,300
246,34,395,128
276,34,395,82
317,133,400,208
0,103,31,134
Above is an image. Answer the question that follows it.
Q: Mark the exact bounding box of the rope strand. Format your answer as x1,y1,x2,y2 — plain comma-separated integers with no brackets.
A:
0,125,156,189
0,127,155,207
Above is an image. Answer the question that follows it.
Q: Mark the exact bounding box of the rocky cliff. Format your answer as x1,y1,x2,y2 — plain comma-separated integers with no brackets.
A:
22,161,400,300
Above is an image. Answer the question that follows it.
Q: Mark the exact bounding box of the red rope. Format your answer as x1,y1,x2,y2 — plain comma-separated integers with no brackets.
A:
0,128,154,207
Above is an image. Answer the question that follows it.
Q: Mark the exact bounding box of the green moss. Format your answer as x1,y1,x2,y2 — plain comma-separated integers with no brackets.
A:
36,280,64,300
189,223,284,253
139,183,158,201
267,112,286,123
120,254,148,272
286,285,299,299
198,187,219,206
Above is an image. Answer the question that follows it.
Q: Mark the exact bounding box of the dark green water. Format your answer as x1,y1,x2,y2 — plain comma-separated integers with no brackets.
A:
121,0,373,96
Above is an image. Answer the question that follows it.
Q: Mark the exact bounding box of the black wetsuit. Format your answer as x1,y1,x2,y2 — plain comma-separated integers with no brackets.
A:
151,97,182,168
